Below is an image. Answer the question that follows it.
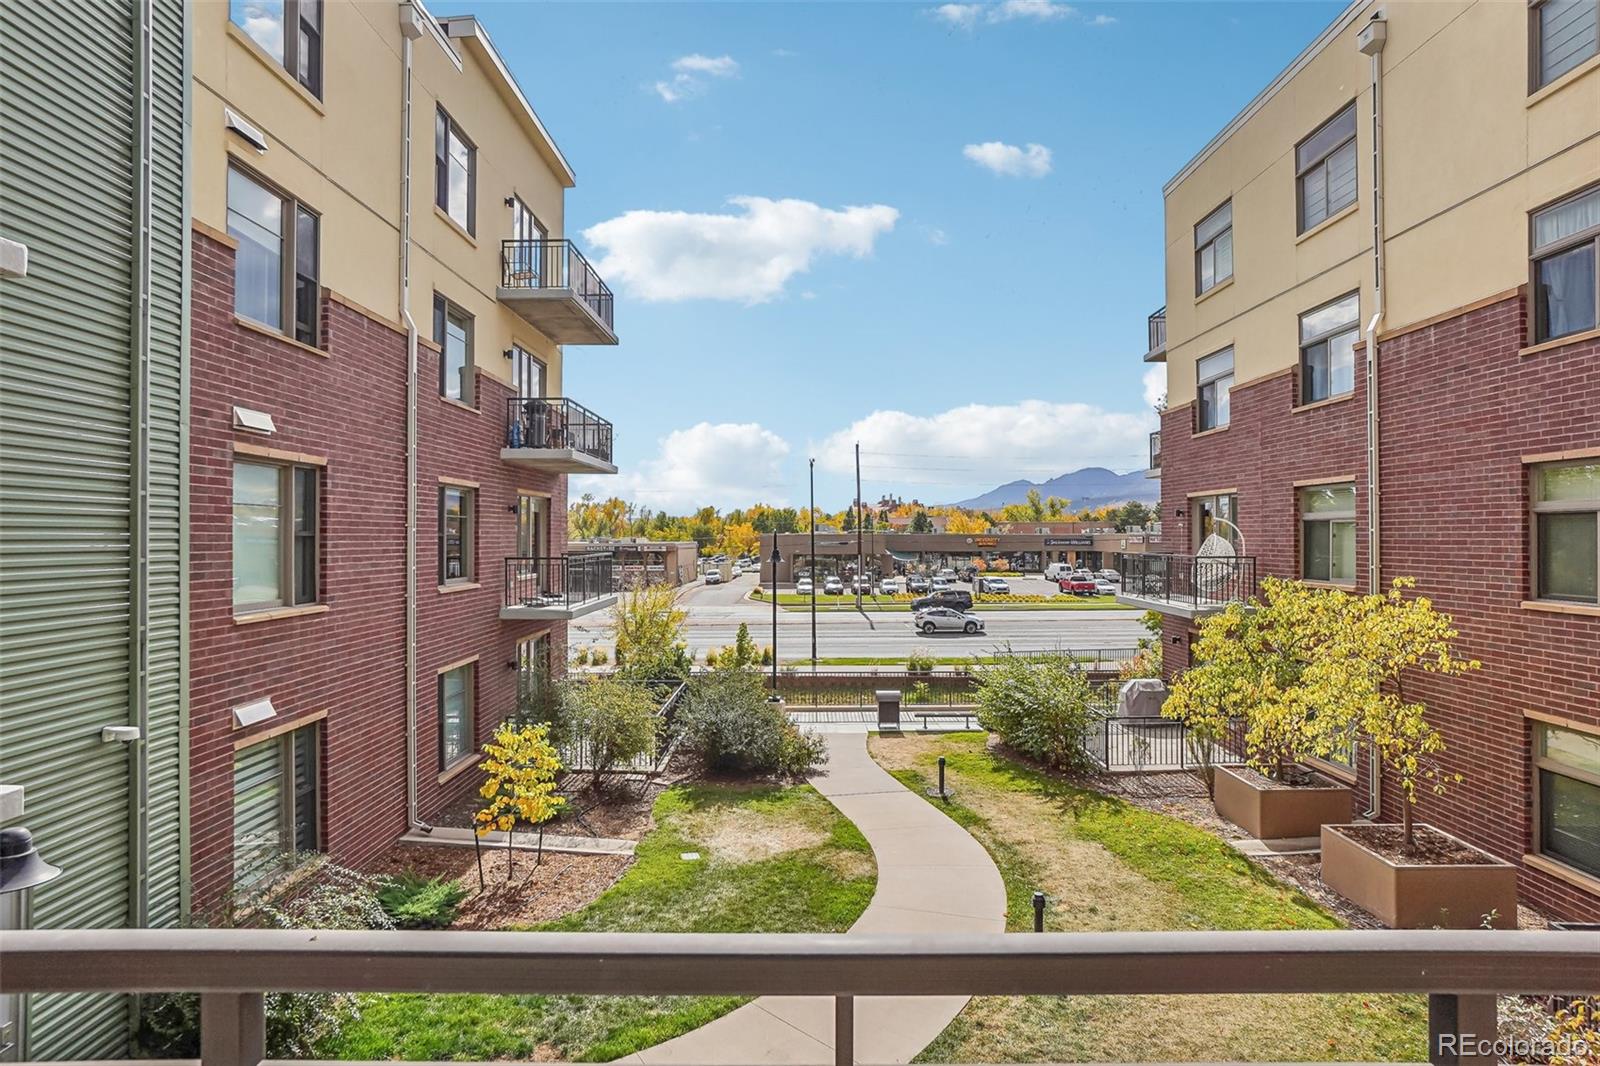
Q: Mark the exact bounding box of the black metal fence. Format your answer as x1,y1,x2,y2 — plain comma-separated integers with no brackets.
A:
1117,552,1257,609
504,396,614,462
1078,713,1249,773
503,552,615,612
500,238,614,329
1147,306,1166,354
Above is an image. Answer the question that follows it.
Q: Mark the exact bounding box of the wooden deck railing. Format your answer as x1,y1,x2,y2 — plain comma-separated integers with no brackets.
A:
2,928,1594,1066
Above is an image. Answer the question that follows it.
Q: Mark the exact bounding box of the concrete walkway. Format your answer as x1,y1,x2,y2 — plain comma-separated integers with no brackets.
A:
629,732,1006,1065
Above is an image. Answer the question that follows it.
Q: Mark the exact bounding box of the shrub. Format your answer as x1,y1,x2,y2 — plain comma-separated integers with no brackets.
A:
759,645,773,666
678,670,825,775
907,681,934,705
974,649,1105,774
906,652,935,674
377,872,468,929
558,677,660,785
705,647,721,668
573,645,591,666
590,647,609,667
614,583,692,682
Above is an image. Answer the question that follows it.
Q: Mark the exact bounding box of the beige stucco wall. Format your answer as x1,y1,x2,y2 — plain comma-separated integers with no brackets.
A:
1162,0,1600,406
191,2,570,394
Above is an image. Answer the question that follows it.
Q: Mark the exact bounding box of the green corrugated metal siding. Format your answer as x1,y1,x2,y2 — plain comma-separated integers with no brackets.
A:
0,0,187,1056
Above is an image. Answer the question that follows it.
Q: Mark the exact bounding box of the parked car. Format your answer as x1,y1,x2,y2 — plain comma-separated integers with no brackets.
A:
958,566,978,583
823,575,845,595
936,567,957,582
730,564,744,577
1058,574,1098,596
796,577,815,596
906,574,931,593
704,570,723,585
879,576,904,595
911,588,974,612
1044,562,1075,581
1093,578,1117,595
930,575,953,590
914,607,985,634
1096,569,1122,583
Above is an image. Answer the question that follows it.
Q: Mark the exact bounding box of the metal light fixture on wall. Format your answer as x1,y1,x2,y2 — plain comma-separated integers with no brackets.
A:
1,826,63,1061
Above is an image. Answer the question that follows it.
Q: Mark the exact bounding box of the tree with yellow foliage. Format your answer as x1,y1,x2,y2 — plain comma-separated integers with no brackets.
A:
473,723,565,885
944,510,990,534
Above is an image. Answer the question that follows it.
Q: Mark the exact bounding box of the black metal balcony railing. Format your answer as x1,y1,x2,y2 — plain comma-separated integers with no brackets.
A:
1118,551,1257,609
504,552,614,613
3,928,1593,1066
1147,306,1166,355
505,397,614,463
1148,429,1162,471
501,239,614,329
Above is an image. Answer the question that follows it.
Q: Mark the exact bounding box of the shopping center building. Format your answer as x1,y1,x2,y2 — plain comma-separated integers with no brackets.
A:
759,528,1155,584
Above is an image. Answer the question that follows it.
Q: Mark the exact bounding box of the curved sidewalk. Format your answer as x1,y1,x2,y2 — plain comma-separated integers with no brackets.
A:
630,732,1006,1065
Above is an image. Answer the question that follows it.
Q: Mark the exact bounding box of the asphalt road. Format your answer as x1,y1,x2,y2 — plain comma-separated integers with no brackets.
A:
572,572,1147,662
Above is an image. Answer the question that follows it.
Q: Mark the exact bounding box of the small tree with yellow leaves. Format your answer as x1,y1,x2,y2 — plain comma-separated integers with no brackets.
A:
472,723,565,886
1313,578,1479,852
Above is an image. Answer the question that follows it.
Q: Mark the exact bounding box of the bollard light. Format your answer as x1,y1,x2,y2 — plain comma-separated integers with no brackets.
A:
1032,891,1046,932
937,756,947,798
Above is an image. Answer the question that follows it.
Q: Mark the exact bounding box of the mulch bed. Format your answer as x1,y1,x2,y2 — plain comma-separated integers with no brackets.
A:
431,754,698,841
366,843,632,929
1333,822,1497,866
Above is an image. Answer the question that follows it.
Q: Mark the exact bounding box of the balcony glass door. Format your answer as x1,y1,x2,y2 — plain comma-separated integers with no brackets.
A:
511,495,549,605
510,197,546,286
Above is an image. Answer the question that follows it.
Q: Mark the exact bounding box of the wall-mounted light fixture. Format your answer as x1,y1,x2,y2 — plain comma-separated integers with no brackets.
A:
502,348,514,359
503,196,516,208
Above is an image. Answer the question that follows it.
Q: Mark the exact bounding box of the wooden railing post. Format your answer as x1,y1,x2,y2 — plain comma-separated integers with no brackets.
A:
1428,992,1497,1066
834,994,854,1066
200,992,264,1066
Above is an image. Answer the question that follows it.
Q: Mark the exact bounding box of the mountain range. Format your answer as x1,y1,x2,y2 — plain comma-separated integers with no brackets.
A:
946,467,1158,511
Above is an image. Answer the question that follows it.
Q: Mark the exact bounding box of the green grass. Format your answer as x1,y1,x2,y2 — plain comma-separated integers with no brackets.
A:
767,593,1127,612
323,784,875,1062
868,733,1429,1063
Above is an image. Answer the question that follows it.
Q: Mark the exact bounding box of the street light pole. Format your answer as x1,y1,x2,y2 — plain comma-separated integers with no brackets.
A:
769,542,782,691
809,458,817,673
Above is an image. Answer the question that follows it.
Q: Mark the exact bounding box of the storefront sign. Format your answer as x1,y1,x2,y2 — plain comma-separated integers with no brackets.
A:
973,536,999,546
1043,536,1093,546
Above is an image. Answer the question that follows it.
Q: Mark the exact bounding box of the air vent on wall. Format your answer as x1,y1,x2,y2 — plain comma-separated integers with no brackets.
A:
225,107,268,153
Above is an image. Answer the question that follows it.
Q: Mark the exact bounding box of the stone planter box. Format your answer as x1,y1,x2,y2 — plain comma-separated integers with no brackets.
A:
1212,764,1352,840
1320,823,1519,929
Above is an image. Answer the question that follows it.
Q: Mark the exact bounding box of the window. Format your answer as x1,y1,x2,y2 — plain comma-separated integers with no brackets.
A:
1296,102,1358,233
1299,291,1359,404
508,197,547,285
1533,0,1600,89
439,485,475,584
435,107,475,234
1194,200,1233,295
1191,492,1239,553
229,0,322,98
227,167,319,343
439,662,475,769
233,724,320,888
1533,721,1600,879
1196,347,1233,432
1531,184,1600,343
233,461,320,611
510,345,544,400
1301,483,1357,584
433,294,474,403
515,634,552,721
1530,460,1600,603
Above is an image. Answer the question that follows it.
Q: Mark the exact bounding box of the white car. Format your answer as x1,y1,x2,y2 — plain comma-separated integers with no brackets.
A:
915,607,985,635
851,575,875,594
796,577,815,596
930,575,953,590
1096,569,1121,583
823,576,845,595
731,564,744,577
704,570,723,585
878,577,903,595
978,577,1011,594
936,568,957,582
1093,578,1117,595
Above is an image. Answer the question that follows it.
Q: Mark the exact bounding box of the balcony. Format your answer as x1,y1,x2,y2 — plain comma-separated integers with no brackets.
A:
501,552,617,620
1115,551,1257,619
1143,306,1166,363
498,239,618,345
2,927,1590,1066
1146,429,1161,479
502,397,617,474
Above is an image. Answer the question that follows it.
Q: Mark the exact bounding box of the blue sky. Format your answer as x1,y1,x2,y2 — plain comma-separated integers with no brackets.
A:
465,0,1346,512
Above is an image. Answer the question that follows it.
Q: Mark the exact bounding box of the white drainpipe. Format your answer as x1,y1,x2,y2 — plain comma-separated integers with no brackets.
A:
1359,9,1388,819
399,6,425,831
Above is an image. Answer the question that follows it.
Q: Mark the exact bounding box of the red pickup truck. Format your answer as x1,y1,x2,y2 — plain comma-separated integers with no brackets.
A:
1058,575,1099,596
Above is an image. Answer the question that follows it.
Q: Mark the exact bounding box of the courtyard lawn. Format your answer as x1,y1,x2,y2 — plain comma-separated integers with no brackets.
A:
323,783,874,1062
868,732,1429,1063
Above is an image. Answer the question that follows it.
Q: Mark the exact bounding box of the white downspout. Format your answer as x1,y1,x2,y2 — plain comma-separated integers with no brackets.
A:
399,7,425,831
1360,10,1387,819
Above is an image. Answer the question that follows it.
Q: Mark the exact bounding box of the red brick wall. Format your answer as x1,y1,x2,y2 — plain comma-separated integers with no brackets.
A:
189,230,567,910
1156,291,1600,920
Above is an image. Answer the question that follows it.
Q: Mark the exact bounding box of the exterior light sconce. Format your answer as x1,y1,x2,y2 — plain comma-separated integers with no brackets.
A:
502,348,514,359
503,196,515,208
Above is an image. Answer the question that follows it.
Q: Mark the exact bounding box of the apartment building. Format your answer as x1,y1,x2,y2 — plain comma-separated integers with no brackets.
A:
1123,0,1600,920
188,2,618,910
0,1,189,1057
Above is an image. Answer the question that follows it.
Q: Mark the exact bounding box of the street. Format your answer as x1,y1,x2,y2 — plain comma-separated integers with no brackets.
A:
573,572,1148,662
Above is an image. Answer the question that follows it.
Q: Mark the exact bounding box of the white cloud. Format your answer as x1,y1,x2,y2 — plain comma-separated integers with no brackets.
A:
932,3,983,28
652,53,739,103
994,0,1076,21
583,196,899,304
963,141,1053,178
582,422,792,511
1142,364,1166,409
1087,13,1117,25
816,401,1158,488
931,1,1114,29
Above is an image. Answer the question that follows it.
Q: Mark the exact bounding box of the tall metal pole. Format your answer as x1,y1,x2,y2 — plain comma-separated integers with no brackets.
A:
855,442,864,611
809,458,817,671
770,544,781,689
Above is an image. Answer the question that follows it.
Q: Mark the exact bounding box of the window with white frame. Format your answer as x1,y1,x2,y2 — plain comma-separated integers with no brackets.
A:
1533,721,1600,879
1194,200,1233,296
1531,184,1600,343
1196,347,1233,432
233,724,320,888
1296,102,1357,233
1530,460,1599,603
1533,0,1600,89
439,662,475,768
233,460,320,611
1301,483,1356,584
1298,292,1359,404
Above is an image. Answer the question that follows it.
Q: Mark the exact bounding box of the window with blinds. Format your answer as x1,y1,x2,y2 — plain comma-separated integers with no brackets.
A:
1534,0,1600,89
232,725,321,889
1296,102,1357,233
